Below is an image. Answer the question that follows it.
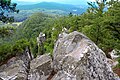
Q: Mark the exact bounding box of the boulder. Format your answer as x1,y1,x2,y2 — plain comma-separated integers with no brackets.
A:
0,47,33,80
16,47,34,67
53,31,119,80
29,54,52,80
0,60,27,80
109,50,119,59
0,54,53,80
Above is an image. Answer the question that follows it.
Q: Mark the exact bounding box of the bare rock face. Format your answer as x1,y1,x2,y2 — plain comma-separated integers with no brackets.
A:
29,54,52,80
53,31,119,80
0,47,33,80
0,60,27,80
0,54,53,80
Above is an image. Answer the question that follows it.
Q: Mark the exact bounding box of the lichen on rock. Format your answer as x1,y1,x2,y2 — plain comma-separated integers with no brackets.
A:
52,31,119,80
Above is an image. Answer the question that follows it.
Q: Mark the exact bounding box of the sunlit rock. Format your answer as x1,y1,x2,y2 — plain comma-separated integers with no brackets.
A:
53,31,119,80
29,54,52,80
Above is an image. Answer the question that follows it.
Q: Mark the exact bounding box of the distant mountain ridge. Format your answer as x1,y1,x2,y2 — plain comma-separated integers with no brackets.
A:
17,2,87,14
17,1,37,5
14,2,88,22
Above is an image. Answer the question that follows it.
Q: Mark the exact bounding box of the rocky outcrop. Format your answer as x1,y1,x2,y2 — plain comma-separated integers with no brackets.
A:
0,59,28,80
0,54,52,80
0,47,33,80
53,31,119,80
109,50,119,59
0,31,119,80
28,54,52,80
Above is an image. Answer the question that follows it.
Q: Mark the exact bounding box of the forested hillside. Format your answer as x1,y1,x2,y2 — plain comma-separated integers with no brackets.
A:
0,0,120,72
17,2,86,14
13,9,67,22
13,2,87,22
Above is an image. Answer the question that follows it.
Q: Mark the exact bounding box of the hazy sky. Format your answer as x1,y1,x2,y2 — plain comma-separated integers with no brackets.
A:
13,0,96,5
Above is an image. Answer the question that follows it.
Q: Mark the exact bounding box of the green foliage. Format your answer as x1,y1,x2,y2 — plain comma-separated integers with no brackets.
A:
0,43,12,61
105,0,120,40
0,0,19,23
12,39,30,54
0,38,29,62
19,13,50,39
29,38,38,57
0,26,16,38
13,13,54,56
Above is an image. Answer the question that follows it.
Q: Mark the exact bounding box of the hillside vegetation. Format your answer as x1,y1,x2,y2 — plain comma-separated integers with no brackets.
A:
0,0,120,68
17,2,86,14
14,2,87,22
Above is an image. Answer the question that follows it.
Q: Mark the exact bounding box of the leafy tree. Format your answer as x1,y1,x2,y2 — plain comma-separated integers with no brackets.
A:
105,0,120,40
0,26,16,38
12,39,30,54
104,0,120,67
86,0,111,47
0,43,12,61
85,0,120,67
0,0,19,23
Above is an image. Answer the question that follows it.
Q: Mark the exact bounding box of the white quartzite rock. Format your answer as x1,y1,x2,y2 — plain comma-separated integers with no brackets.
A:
0,47,33,80
0,60,27,80
52,31,119,80
29,54,52,80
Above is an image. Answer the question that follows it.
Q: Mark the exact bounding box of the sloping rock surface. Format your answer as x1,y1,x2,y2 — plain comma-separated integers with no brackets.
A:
0,59,27,80
28,54,52,80
52,31,119,80
0,47,33,80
